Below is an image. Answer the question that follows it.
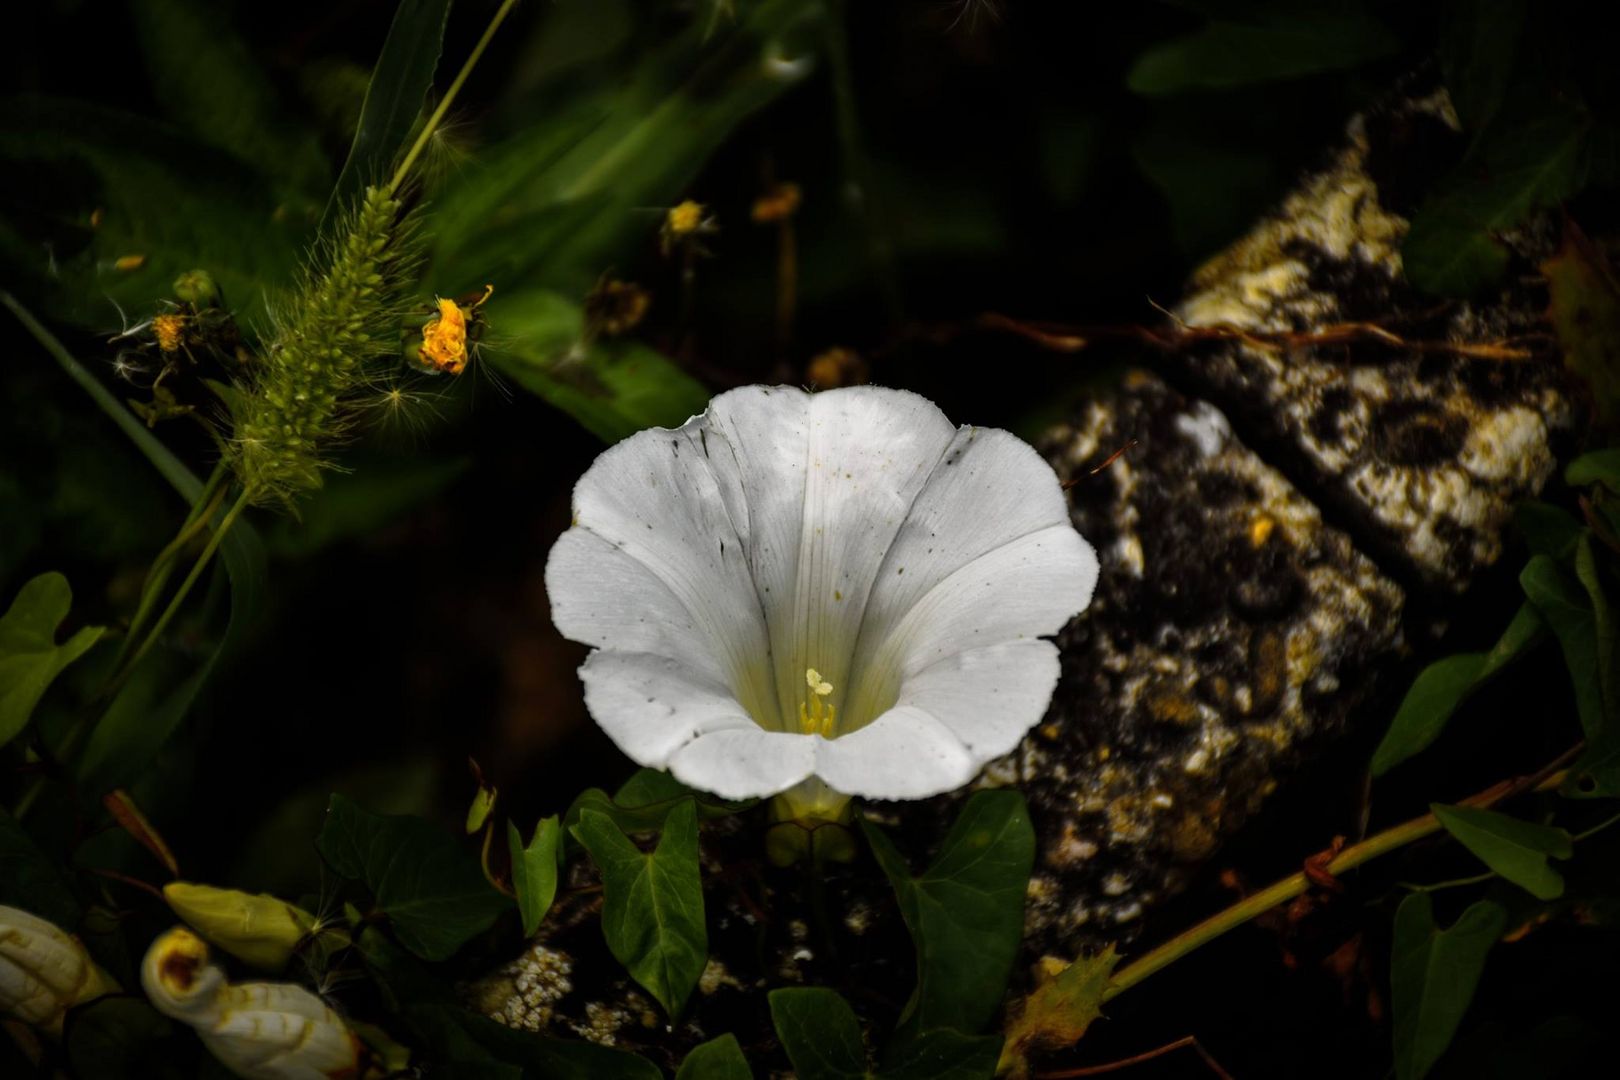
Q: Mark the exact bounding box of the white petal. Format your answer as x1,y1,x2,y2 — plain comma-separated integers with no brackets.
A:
704,385,956,720
578,651,760,768
204,983,356,1080
667,728,817,800
813,707,977,799
896,640,1062,760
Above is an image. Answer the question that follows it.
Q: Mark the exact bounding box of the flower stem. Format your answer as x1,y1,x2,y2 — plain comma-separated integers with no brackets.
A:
389,0,522,195
1100,754,1576,1003
113,466,229,671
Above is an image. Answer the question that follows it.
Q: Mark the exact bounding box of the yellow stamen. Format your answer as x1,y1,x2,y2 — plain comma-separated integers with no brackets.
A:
799,667,837,736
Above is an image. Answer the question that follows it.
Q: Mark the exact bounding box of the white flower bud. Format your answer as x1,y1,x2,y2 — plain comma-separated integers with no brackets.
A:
0,905,118,1034
143,926,362,1080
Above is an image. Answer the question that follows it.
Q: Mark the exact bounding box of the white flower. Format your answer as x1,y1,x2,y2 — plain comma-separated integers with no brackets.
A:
0,905,118,1034
546,385,1098,818
142,926,360,1080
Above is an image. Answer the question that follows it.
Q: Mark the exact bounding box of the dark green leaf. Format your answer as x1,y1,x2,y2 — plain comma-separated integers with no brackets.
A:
573,800,706,1017
0,98,302,329
316,794,511,960
323,0,453,229
1566,449,1620,491
676,1033,754,1080
999,947,1120,1080
77,647,209,794
861,789,1035,1037
1575,534,1618,727
1513,501,1583,560
0,571,103,749
0,807,81,927
1371,602,1544,775
1543,224,1620,425
356,926,458,1012
564,771,747,839
1431,804,1573,900
1127,11,1400,96
1404,103,1590,296
1521,555,1603,739
266,455,470,558
486,289,710,444
1438,0,1528,138
508,816,563,938
403,1005,662,1079
881,1028,1002,1080
62,996,180,1080
130,0,329,198
768,987,868,1080
1391,894,1507,1080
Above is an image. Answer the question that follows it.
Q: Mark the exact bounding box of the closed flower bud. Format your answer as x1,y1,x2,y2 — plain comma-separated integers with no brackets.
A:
0,905,118,1034
163,883,314,971
143,926,362,1080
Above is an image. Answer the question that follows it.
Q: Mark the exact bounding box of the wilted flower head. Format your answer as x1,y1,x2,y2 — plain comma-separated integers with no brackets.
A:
546,386,1097,822
143,926,361,1080
0,905,118,1034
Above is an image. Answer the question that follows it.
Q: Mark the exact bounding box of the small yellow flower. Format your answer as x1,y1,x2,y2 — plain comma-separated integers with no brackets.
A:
660,200,717,256
152,313,186,354
419,284,494,376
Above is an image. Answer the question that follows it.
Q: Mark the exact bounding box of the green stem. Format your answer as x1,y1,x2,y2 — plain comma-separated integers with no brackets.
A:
389,0,522,194
105,492,250,701
1101,763,1572,1002
114,469,228,671
1397,871,1497,893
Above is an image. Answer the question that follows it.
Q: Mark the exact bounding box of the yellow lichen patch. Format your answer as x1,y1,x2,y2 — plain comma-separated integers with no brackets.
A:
1249,514,1277,547
152,313,186,353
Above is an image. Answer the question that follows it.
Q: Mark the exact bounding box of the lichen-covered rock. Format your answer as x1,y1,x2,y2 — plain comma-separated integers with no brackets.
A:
1014,372,1403,958
1170,87,1576,590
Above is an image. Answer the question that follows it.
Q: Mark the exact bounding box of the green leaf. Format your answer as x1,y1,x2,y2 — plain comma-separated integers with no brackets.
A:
1405,103,1590,297
508,816,563,938
486,289,710,444
1513,501,1583,560
316,794,511,960
0,571,103,749
1566,449,1620,491
62,996,180,1080
676,1033,753,1080
1543,227,1620,424
563,770,748,839
1521,556,1604,739
997,946,1119,1080
265,455,470,558
1370,602,1544,776
403,1005,663,1079
880,1028,1003,1080
572,800,707,1018
0,97,302,329
768,987,868,1080
1127,10,1400,96
323,0,454,229
1575,534,1618,728
130,0,329,199
0,807,81,927
1438,0,1528,139
1430,804,1573,900
1391,894,1507,1080
77,646,211,794
861,789,1035,1038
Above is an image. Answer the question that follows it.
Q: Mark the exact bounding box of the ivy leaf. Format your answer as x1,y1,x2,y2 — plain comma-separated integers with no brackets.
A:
768,988,868,1080
1370,602,1544,775
0,807,81,927
563,769,747,839
1127,10,1400,96
322,0,453,230
1405,102,1590,297
1513,501,1583,560
1521,555,1605,741
508,815,563,938
573,800,707,1018
998,946,1120,1080
1566,449,1620,491
880,1027,1003,1080
861,789,1036,1038
675,1033,753,1080
1391,894,1507,1080
0,571,103,750
316,795,511,961
1543,225,1620,424
1430,804,1573,900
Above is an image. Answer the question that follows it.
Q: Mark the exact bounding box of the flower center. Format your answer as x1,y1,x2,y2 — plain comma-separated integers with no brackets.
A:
798,667,837,736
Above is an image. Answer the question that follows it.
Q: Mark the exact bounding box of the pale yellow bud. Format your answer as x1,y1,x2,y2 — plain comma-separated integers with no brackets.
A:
0,905,118,1035
143,926,362,1080
163,882,314,971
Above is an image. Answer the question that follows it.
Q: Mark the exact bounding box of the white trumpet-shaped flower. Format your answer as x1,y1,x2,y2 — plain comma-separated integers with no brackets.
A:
546,386,1098,820
142,926,360,1080
0,905,117,1034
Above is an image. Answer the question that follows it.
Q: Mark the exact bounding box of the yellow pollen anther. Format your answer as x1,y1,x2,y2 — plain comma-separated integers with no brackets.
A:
800,668,836,736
